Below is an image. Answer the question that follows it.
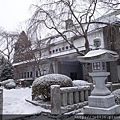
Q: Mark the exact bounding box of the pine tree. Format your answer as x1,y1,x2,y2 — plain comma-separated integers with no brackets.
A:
0,61,14,81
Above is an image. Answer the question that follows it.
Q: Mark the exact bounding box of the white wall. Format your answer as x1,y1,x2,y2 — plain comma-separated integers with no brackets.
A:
74,29,104,50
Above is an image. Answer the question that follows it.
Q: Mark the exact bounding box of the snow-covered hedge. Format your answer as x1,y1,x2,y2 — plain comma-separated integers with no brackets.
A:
0,79,14,85
0,79,16,89
112,89,120,104
4,81,16,89
72,80,90,86
32,74,73,101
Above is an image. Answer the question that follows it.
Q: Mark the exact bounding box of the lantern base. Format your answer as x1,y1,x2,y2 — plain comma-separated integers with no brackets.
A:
88,94,115,108
84,104,120,115
89,72,111,96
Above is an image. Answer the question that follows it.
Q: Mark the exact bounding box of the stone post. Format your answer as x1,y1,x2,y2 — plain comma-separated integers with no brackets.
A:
0,89,3,119
62,92,67,106
51,85,61,115
80,90,84,102
68,92,73,105
74,92,79,103
85,89,88,101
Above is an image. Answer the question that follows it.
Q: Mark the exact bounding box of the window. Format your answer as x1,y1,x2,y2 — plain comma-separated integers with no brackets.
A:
62,47,64,50
59,48,61,51
56,49,58,52
93,62,101,70
30,71,33,78
36,71,38,77
24,72,26,78
21,73,23,78
19,73,21,79
70,45,72,49
27,72,29,78
102,62,106,70
49,51,51,54
66,46,68,49
53,50,55,53
70,72,77,80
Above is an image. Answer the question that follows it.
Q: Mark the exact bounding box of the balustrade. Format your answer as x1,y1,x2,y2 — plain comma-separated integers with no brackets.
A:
51,85,91,115
50,82,112,114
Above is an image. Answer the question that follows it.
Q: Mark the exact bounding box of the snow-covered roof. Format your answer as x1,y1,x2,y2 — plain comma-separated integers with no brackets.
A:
77,49,119,63
13,60,28,66
12,46,85,67
72,80,90,87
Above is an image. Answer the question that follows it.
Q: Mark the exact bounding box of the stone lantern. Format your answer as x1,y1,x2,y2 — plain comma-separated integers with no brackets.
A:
77,38,120,114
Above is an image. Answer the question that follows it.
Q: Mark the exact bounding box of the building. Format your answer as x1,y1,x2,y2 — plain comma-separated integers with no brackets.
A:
13,11,120,84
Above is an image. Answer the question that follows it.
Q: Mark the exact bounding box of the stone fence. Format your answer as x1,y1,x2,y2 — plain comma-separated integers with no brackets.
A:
51,85,91,115
60,86,90,106
50,82,112,115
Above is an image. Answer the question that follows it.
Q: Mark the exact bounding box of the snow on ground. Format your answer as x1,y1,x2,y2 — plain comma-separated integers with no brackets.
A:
3,87,50,114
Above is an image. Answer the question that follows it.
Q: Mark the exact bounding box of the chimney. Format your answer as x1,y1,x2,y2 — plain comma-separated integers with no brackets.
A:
65,19,73,30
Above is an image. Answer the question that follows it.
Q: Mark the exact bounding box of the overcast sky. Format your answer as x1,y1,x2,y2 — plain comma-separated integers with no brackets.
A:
0,0,35,32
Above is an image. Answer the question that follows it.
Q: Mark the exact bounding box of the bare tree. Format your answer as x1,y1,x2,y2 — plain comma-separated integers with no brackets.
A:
0,29,19,81
101,0,120,10
24,0,120,83
28,0,115,55
27,33,51,77
0,29,18,62
13,30,50,80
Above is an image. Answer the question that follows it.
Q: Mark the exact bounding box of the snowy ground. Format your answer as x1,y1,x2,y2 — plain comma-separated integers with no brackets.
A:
3,80,90,115
3,87,50,114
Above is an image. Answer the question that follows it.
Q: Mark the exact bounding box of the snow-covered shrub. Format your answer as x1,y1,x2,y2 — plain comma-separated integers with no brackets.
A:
0,79,14,86
112,89,120,104
32,74,73,101
4,81,16,89
0,79,16,89
72,80,89,86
